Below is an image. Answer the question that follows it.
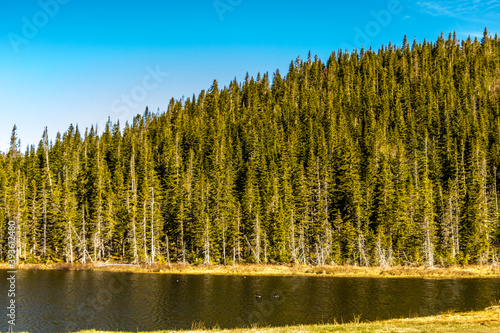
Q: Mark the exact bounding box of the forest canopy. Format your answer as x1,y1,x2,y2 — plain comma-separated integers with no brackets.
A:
2,30,500,267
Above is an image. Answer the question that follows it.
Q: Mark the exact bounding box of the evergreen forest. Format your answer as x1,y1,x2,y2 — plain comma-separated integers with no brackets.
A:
3,30,500,267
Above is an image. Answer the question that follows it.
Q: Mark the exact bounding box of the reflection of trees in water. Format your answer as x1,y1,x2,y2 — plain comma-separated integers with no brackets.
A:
418,279,464,316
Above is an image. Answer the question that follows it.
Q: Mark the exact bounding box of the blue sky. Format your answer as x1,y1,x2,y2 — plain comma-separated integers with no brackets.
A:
1,0,499,152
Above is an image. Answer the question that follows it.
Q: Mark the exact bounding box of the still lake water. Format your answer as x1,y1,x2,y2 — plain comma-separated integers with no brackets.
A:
1,269,500,332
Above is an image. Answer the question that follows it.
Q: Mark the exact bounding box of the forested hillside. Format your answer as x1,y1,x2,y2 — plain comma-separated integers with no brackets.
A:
2,30,500,267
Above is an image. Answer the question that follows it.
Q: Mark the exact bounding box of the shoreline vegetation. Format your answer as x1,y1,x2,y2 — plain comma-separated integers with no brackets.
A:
72,306,500,332
3,262,500,279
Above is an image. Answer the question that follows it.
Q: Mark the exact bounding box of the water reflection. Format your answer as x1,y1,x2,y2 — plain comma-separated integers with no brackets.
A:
0,270,499,332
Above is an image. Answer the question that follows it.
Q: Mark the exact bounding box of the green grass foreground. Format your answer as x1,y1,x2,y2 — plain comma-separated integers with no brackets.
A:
72,306,500,333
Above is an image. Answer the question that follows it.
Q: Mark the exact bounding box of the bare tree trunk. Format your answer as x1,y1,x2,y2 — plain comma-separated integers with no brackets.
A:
480,154,489,264
82,208,86,264
131,218,138,263
15,171,21,264
244,235,258,261
69,220,73,264
422,138,434,267
43,186,47,258
237,207,241,263
143,201,148,263
96,142,103,261
495,166,499,225
15,205,20,265
130,147,139,263
425,215,434,266
180,212,186,264
69,220,93,263
165,233,170,266
299,224,305,264
222,216,226,265
204,216,210,264
31,194,37,255
324,181,330,264
264,231,267,263
43,129,53,188
42,128,52,260
315,240,320,266
290,210,296,263
377,236,387,268
453,174,460,258
232,247,236,266
151,187,155,263
255,212,261,263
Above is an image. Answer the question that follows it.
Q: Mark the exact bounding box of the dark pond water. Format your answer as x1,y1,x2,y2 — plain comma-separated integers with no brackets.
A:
1,269,499,332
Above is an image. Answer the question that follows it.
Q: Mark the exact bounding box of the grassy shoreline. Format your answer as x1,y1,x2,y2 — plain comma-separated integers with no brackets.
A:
2,261,500,278
70,306,500,332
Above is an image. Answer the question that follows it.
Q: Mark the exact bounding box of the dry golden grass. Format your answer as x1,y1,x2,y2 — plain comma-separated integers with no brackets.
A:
72,307,500,332
3,262,500,279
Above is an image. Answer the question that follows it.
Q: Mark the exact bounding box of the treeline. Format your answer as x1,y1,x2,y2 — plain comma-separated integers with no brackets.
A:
2,30,500,266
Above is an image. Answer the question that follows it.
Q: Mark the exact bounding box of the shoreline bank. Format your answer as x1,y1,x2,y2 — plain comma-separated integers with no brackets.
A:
70,306,500,332
2,262,500,278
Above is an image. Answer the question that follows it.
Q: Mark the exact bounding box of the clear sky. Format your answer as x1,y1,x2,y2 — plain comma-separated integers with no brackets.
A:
1,0,499,152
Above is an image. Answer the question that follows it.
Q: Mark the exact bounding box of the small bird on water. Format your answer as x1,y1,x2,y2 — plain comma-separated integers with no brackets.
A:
255,294,262,299
273,293,280,299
